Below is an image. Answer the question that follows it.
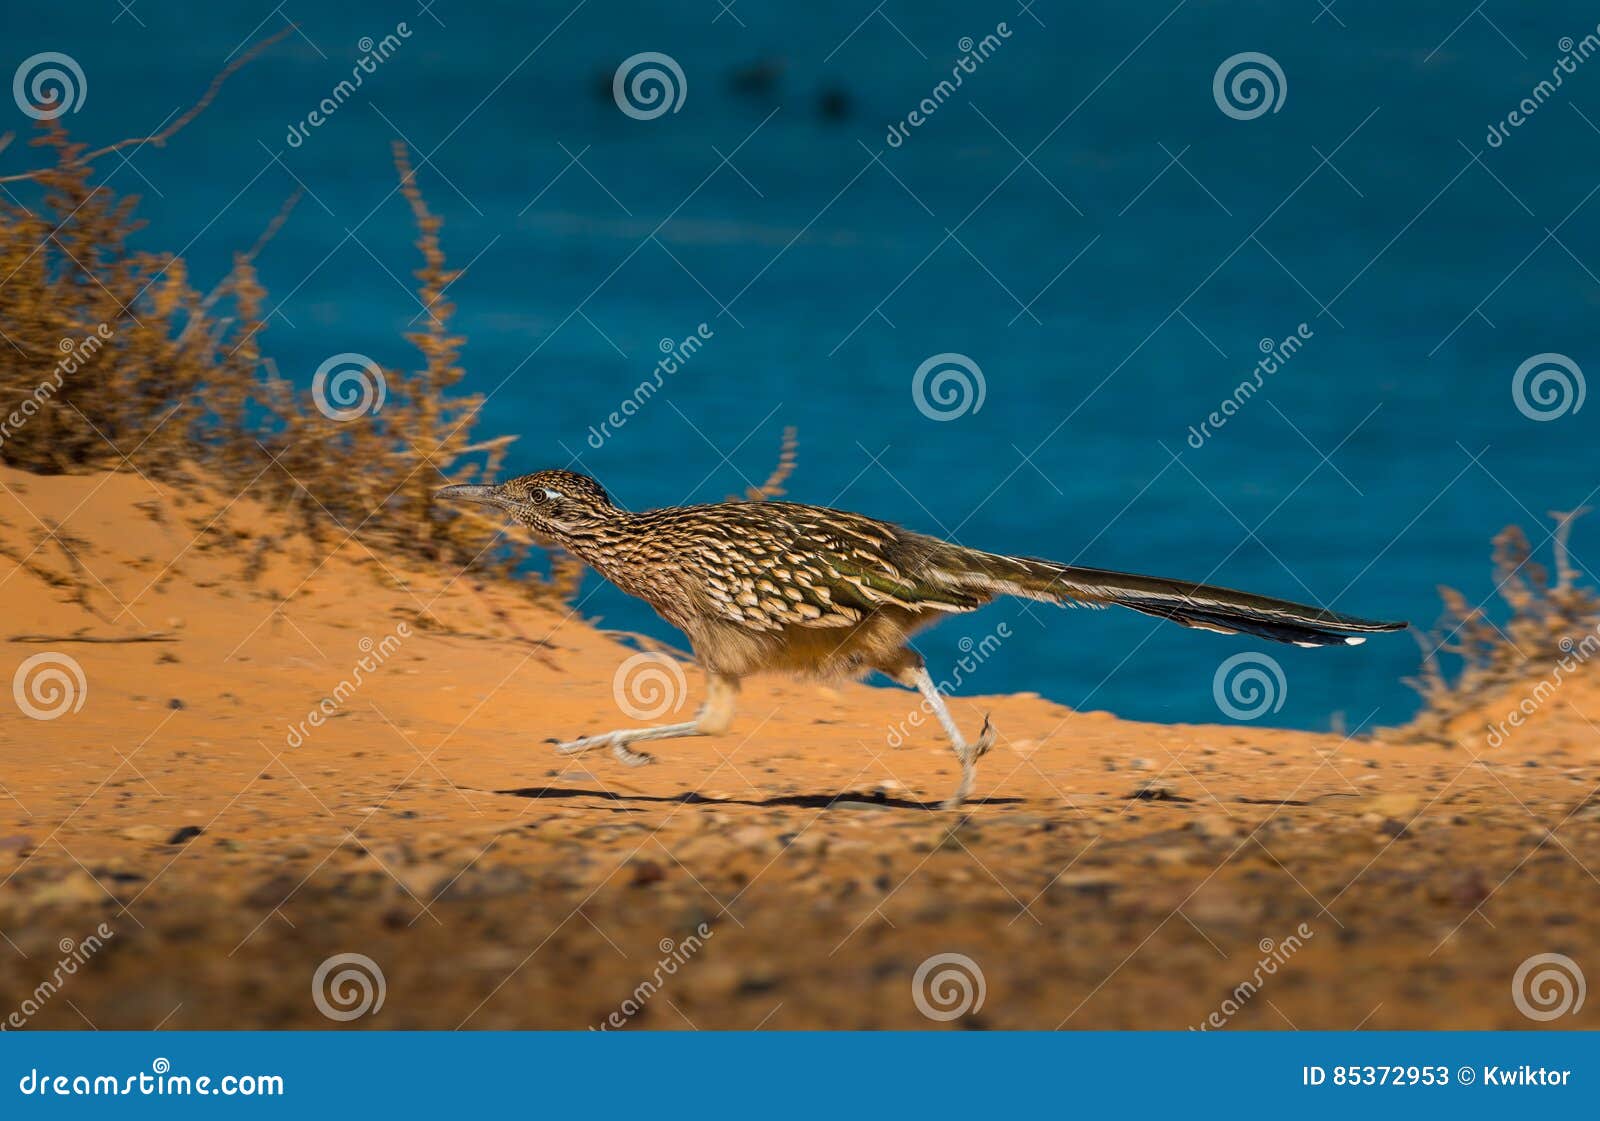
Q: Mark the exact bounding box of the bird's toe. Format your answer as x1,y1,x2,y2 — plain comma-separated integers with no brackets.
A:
552,734,608,756
612,742,655,767
973,715,996,757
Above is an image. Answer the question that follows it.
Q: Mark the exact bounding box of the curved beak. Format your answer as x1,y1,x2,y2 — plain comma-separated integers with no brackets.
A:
435,483,508,509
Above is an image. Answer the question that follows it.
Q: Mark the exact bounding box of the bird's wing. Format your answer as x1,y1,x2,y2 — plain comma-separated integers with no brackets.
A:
683,504,984,632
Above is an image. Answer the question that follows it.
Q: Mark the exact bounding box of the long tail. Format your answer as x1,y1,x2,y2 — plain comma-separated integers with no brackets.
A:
934,548,1407,648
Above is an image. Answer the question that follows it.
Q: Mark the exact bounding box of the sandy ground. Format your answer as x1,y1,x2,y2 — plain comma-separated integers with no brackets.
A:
0,464,1597,1030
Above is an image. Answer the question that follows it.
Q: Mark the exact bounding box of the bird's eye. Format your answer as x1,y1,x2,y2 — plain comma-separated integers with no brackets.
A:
532,487,562,504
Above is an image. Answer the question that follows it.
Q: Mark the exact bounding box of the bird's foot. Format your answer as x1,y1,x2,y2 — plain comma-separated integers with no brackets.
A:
973,714,996,759
545,733,656,767
941,715,997,811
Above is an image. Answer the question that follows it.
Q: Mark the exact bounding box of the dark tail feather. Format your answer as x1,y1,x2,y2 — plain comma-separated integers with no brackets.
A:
1108,594,1394,647
945,551,1407,648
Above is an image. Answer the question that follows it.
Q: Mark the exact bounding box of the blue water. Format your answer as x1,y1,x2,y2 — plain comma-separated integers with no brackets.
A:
7,2,1599,730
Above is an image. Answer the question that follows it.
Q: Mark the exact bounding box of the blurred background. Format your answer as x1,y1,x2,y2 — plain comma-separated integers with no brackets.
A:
6,0,1599,730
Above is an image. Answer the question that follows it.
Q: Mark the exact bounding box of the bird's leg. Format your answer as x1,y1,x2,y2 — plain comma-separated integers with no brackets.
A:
904,664,995,810
549,673,740,767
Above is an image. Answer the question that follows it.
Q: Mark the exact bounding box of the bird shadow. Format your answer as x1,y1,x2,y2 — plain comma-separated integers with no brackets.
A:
492,786,1025,811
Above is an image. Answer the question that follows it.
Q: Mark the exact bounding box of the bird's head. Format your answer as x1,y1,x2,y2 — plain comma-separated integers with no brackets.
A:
435,469,620,543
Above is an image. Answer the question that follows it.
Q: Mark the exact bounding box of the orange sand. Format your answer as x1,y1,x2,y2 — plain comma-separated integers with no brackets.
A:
0,465,1596,1029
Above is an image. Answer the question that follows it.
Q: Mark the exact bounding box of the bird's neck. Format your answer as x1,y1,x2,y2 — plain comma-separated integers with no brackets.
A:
553,509,643,570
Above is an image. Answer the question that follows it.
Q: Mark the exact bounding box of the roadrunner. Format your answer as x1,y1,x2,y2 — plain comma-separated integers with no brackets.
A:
438,471,1406,808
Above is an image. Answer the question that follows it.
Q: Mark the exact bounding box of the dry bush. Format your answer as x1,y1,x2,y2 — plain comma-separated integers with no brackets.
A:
0,122,183,470
1404,509,1600,740
0,34,551,597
